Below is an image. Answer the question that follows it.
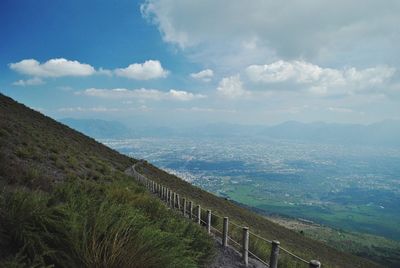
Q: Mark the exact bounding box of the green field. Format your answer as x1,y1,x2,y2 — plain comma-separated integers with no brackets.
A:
225,184,400,267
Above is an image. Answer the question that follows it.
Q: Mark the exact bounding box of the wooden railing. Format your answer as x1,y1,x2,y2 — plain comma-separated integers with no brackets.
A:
130,163,321,268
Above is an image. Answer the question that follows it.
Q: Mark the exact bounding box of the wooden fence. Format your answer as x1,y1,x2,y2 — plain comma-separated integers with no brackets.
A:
130,164,322,268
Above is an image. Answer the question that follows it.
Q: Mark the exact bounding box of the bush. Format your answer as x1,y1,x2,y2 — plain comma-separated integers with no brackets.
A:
0,178,214,268
0,188,72,267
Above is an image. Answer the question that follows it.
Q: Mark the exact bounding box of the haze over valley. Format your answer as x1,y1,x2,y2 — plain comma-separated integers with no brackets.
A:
61,118,400,241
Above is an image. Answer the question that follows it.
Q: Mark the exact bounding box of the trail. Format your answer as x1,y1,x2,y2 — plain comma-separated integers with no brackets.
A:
125,163,266,268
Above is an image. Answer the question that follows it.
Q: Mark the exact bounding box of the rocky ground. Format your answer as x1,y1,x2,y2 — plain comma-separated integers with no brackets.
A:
209,237,266,268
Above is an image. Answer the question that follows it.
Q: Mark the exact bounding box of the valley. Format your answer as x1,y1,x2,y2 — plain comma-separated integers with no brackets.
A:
103,136,400,265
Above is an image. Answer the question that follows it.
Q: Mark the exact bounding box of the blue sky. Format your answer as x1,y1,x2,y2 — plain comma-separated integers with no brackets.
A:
1,0,400,127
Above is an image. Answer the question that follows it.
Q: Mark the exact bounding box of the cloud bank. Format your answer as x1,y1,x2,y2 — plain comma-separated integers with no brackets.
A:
10,58,96,77
12,77,45,86
9,58,169,81
141,0,400,68
80,88,205,101
246,60,396,95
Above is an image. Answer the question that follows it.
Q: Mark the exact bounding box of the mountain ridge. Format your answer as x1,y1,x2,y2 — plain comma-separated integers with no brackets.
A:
61,118,400,147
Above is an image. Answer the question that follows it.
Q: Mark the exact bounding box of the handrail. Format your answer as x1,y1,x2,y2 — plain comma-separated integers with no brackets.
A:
129,162,321,268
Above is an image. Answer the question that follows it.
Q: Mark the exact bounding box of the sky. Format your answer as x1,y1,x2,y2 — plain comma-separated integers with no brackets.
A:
1,0,400,127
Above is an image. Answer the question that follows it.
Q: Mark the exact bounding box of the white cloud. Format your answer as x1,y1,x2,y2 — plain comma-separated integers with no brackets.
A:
80,88,163,100
58,105,153,113
9,58,96,77
79,88,205,101
217,75,248,98
327,107,353,113
97,67,113,76
190,69,214,82
58,107,121,113
141,1,400,69
246,60,396,95
9,58,169,80
12,77,44,86
114,60,169,80
169,89,206,101
176,107,236,113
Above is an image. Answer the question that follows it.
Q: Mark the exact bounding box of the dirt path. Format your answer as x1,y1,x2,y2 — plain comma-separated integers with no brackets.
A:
209,237,266,268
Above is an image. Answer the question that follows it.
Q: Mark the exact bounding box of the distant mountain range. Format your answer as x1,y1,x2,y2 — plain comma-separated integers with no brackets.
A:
60,118,134,139
261,120,400,147
59,118,400,147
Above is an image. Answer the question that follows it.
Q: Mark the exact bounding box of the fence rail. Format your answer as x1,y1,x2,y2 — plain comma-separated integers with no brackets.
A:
130,163,321,268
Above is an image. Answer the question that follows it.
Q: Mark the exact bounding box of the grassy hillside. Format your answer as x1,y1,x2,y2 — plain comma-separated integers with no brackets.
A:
136,162,382,268
266,215,400,267
0,93,382,267
0,94,214,267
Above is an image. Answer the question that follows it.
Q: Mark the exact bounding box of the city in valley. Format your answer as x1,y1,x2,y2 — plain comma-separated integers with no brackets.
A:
104,136,400,241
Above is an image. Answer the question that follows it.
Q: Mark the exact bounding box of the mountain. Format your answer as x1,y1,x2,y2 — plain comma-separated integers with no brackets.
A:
0,94,214,267
261,120,400,146
59,118,134,139
0,93,381,267
62,118,400,148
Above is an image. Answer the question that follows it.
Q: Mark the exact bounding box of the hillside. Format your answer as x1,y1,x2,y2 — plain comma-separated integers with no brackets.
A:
0,94,214,267
0,93,381,267
136,163,382,268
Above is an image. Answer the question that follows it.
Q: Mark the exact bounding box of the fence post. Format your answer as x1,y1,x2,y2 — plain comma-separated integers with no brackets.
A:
167,189,170,203
223,217,229,247
206,210,211,234
182,198,187,217
309,260,321,268
242,227,249,266
269,240,280,268
189,201,193,219
177,194,181,210
197,205,201,224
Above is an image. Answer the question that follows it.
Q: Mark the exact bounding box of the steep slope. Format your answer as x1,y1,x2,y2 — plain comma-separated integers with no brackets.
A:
0,94,214,267
0,94,135,190
0,94,381,267
136,162,382,268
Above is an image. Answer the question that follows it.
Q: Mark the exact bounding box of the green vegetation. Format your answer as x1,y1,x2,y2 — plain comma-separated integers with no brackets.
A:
0,179,214,267
225,183,400,266
266,216,400,268
0,94,214,267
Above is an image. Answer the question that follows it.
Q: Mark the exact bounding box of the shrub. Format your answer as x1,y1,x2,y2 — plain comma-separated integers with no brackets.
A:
0,178,214,268
0,188,73,267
